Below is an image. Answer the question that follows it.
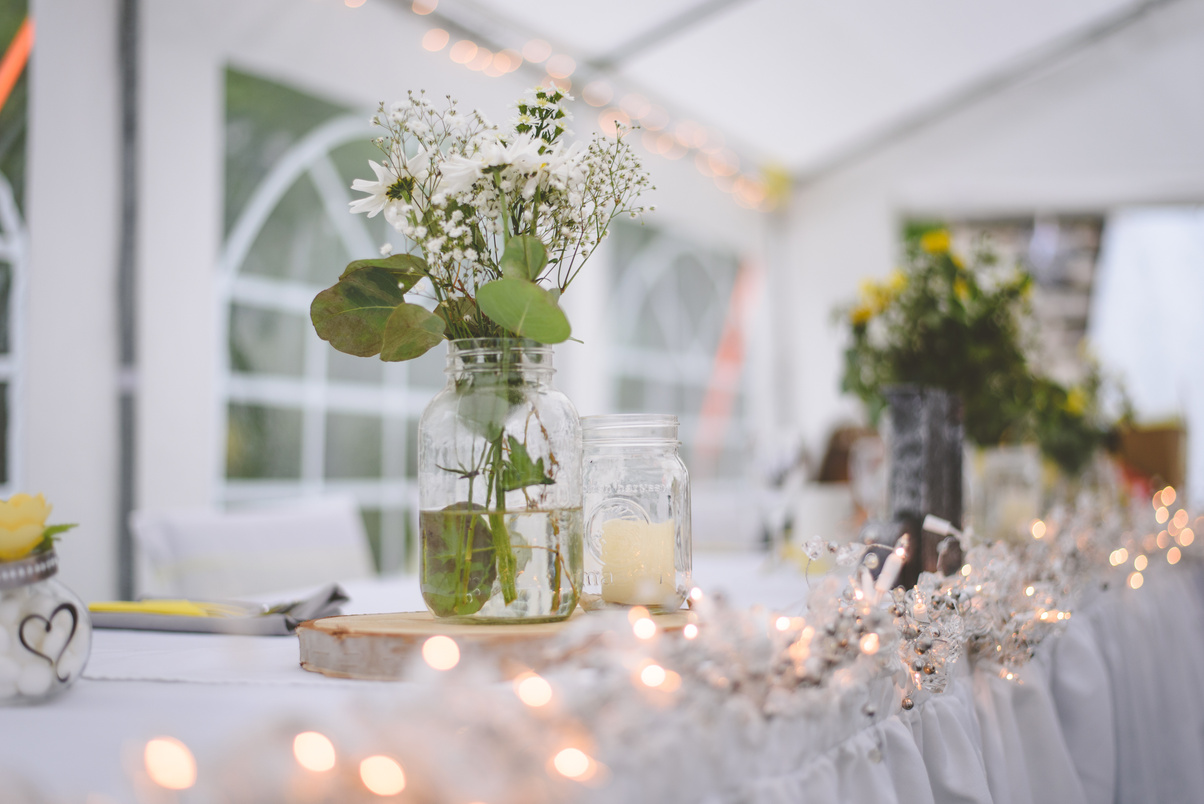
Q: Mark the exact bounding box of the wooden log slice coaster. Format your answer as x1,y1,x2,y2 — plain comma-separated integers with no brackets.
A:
297,609,694,681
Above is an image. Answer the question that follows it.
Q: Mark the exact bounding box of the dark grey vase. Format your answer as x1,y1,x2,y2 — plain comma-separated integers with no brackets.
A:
885,385,964,584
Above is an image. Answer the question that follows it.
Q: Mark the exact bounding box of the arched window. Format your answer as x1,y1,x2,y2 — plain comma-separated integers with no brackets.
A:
218,70,445,572
608,225,747,479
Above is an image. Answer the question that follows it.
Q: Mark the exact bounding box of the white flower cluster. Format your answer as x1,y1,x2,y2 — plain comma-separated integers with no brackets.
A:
349,88,653,305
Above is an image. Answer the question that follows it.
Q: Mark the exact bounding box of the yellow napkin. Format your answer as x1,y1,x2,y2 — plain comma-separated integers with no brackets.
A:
87,600,254,618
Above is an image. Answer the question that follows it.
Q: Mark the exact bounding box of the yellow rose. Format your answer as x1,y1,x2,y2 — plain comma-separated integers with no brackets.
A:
920,230,951,254
0,493,51,561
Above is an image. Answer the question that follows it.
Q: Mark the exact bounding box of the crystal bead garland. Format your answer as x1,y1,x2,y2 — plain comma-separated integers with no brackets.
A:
0,550,92,703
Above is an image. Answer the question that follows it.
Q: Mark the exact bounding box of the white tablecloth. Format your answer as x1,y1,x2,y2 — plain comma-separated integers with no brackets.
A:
4,553,1203,803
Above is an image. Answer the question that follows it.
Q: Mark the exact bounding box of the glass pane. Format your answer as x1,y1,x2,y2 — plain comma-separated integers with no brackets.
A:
0,382,8,485
0,3,28,218
327,347,384,384
617,376,644,410
406,347,447,392
226,403,303,479
0,261,10,355
359,508,382,573
405,418,419,478
228,304,306,376
224,68,347,236
240,172,352,284
324,412,382,479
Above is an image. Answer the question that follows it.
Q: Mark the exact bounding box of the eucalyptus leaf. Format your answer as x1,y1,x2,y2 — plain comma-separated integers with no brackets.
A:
477,278,571,343
381,303,446,362
455,385,513,443
310,266,407,357
420,503,496,617
500,235,548,281
340,253,428,292
500,435,555,492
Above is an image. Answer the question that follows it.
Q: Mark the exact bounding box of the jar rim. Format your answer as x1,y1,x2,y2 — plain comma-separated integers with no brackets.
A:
582,413,678,429
0,548,58,591
581,413,679,444
448,338,553,356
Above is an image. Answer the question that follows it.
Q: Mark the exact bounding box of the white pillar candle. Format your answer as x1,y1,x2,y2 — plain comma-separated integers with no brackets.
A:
600,518,677,606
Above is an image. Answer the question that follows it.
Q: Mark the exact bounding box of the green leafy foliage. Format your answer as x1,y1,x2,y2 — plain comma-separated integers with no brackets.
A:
499,436,555,492
35,523,77,554
839,226,1120,475
420,503,496,617
477,278,571,343
381,303,446,361
839,228,1035,445
340,253,428,290
310,266,409,357
499,235,548,281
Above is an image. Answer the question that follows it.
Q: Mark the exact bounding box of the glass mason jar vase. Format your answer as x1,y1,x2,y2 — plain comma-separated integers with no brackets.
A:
418,339,582,623
580,414,692,613
0,550,92,704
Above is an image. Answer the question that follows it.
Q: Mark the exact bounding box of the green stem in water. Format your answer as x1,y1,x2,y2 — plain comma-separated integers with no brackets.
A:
487,433,518,605
456,474,476,611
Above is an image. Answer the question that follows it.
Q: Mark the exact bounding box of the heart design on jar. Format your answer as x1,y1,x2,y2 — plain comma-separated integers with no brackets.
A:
19,603,79,682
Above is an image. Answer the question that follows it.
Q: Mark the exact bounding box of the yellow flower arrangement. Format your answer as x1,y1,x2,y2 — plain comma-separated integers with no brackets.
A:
919,229,951,254
0,493,75,561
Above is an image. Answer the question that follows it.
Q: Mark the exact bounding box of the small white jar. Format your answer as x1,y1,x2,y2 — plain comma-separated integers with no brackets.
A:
0,550,91,704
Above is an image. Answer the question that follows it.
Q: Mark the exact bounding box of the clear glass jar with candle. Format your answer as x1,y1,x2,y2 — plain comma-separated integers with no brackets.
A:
581,414,691,613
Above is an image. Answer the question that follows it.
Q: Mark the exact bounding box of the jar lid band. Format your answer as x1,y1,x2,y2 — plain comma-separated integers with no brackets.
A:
0,549,59,590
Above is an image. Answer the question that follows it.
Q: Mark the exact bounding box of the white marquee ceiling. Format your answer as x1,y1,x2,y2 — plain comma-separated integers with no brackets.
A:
417,0,1161,180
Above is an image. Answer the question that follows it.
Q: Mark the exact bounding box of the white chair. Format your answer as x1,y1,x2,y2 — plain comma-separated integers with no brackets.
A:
131,496,375,599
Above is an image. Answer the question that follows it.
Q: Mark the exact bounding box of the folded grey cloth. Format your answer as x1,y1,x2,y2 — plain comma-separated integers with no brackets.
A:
89,583,349,636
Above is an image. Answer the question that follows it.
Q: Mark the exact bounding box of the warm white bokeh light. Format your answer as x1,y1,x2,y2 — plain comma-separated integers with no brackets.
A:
582,81,613,107
1180,527,1195,546
553,748,591,779
1155,506,1169,524
422,28,449,51
293,731,336,772
860,633,880,655
1128,571,1144,590
360,755,406,796
682,623,699,640
449,40,478,64
412,0,437,14
422,635,460,670
144,737,197,791
632,617,657,640
515,672,554,707
774,616,791,631
522,39,551,63
1168,546,1182,564
1133,554,1149,571
545,54,576,79
640,663,667,687
1031,520,1046,539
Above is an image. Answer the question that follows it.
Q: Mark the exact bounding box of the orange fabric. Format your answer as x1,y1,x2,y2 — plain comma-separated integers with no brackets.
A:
0,17,33,115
